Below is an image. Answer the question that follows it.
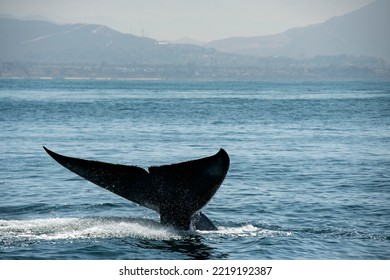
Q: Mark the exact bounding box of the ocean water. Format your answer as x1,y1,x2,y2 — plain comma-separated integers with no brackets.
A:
0,79,389,260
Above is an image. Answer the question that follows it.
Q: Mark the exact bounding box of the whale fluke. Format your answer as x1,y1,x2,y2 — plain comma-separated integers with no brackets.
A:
43,147,229,230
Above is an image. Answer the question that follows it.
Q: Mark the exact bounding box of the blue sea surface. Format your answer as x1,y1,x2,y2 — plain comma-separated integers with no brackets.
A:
0,79,389,259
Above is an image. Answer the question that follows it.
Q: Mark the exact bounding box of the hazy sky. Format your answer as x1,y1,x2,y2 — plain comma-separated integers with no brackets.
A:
1,0,374,41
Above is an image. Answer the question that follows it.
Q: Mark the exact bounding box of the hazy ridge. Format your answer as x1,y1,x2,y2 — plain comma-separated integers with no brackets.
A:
1,0,389,80
205,0,390,61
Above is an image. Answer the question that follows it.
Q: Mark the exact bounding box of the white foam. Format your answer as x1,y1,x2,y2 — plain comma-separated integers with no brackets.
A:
0,218,181,242
0,219,292,244
212,224,293,238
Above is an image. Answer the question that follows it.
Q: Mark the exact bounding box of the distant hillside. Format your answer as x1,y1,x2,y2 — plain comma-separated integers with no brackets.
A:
0,18,233,65
205,0,390,61
1,16,389,80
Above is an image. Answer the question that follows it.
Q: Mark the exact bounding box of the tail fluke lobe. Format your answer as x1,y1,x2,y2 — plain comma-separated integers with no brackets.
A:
43,147,151,206
149,148,230,212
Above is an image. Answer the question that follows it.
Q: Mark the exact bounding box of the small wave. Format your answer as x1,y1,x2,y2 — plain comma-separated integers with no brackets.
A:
289,226,389,241
0,217,181,243
0,203,123,216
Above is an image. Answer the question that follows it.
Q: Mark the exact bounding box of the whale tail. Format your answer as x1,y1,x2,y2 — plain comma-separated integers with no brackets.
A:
43,147,229,230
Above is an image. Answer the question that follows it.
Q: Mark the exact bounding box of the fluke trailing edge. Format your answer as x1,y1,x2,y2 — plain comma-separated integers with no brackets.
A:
43,147,229,230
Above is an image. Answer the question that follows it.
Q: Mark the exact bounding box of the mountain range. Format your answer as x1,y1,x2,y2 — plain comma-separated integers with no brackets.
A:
0,18,236,65
0,0,389,80
205,0,390,61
